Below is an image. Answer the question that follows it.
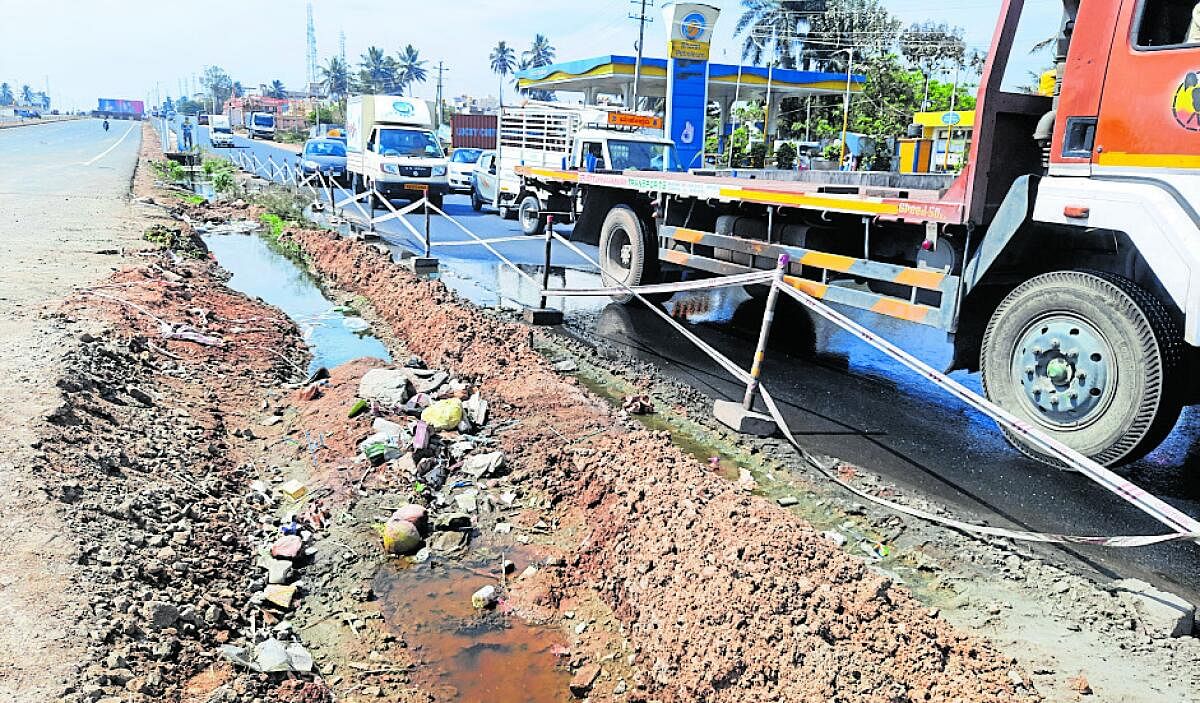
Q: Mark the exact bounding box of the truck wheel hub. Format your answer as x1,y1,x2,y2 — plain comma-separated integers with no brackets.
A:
1012,316,1113,427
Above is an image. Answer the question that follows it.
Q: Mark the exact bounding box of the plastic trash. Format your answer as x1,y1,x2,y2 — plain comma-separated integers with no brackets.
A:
421,398,463,431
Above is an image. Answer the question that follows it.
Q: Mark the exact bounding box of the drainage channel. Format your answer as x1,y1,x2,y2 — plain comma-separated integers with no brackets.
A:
373,542,571,703
201,229,391,374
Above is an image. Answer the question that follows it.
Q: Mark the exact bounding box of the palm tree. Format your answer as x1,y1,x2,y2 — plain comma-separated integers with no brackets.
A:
735,0,825,68
523,34,556,68
489,41,516,107
20,84,34,106
320,57,351,102
0,83,13,106
395,45,428,96
359,46,397,93
268,79,286,99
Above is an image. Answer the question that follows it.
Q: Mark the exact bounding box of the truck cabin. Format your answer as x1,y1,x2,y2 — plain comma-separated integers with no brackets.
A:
575,130,679,172
366,127,446,159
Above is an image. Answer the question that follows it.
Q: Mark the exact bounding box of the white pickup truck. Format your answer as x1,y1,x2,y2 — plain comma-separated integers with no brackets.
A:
208,115,234,148
471,103,677,235
345,95,449,211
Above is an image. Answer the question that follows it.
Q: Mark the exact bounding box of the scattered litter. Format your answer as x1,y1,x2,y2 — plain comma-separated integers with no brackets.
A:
463,393,488,425
822,530,848,547
342,317,371,333
421,398,463,431
347,399,369,419
552,359,578,373
777,496,799,507
159,322,224,347
381,515,422,555
462,451,504,478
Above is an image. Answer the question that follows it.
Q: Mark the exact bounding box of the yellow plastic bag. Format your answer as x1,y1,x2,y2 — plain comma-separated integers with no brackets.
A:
421,398,463,431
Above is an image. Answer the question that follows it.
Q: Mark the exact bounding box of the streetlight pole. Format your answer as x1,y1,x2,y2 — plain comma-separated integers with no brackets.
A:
630,0,650,109
835,49,853,168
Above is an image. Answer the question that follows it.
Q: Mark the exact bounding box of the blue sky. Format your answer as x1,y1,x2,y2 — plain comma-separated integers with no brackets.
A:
3,0,1055,111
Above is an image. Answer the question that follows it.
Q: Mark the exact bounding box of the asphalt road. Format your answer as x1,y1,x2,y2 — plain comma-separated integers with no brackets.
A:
196,124,1200,603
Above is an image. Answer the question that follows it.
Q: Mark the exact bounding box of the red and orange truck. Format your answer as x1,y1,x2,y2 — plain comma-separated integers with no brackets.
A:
517,0,1200,467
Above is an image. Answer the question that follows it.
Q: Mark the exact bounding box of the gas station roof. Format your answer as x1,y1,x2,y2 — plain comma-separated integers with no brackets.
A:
515,55,864,101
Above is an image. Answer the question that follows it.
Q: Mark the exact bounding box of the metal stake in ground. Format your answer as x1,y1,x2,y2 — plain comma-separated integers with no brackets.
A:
525,215,564,326
715,253,790,437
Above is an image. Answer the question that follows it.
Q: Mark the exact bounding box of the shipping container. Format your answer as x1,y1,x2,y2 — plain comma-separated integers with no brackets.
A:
451,114,498,150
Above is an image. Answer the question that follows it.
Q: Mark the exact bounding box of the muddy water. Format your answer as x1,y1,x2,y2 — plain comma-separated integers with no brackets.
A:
373,547,570,703
203,233,391,373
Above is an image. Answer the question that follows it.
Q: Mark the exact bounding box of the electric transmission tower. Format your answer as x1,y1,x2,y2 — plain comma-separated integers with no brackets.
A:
306,2,318,95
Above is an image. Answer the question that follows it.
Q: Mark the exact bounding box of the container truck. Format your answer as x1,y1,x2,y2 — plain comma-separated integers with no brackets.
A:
345,95,449,210
517,0,1200,468
244,111,275,140
476,103,675,234
208,115,234,148
96,98,144,121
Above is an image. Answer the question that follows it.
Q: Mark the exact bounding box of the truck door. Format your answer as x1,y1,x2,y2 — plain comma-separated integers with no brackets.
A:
1093,0,1200,171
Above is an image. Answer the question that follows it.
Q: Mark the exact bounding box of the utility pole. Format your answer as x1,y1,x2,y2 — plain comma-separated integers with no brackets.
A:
629,0,652,109
435,61,446,128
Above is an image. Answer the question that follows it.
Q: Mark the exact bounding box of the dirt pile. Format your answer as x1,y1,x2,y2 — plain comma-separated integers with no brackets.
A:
38,249,308,702
288,227,1037,702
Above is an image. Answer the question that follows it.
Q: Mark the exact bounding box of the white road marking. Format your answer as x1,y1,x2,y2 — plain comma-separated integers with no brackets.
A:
81,122,137,166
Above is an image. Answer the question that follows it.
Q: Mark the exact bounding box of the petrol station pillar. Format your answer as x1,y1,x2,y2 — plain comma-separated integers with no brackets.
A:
662,3,721,171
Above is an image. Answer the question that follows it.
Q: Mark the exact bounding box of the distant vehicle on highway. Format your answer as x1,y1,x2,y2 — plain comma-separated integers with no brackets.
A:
448,147,482,194
15,108,41,119
244,111,276,140
296,138,347,183
208,115,235,148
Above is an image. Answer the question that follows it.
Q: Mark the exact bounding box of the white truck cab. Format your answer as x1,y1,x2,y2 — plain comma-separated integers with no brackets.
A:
346,96,449,210
208,115,234,148
479,103,676,233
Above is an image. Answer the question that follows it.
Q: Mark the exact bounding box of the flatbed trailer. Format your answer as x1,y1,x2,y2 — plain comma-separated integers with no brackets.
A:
516,0,1200,470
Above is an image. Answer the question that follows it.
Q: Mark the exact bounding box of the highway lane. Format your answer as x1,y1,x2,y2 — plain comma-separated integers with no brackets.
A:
195,123,1200,602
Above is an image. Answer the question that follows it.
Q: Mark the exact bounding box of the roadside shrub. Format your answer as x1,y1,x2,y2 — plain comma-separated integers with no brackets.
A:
150,159,187,183
253,189,307,222
775,142,796,170
258,213,305,262
143,223,207,259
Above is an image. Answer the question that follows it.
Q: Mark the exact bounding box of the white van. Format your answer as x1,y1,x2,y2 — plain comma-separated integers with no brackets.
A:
345,96,449,210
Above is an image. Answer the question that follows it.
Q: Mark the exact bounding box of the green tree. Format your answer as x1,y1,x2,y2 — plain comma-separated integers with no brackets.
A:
232,81,244,98
803,0,900,68
519,35,557,101
268,79,287,99
735,0,825,68
358,46,397,93
20,84,33,106
320,57,351,102
489,41,517,106
775,141,797,169
200,66,234,110
0,83,12,106
395,45,428,96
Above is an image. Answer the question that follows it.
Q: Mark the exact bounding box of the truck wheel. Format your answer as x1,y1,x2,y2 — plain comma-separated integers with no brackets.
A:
498,205,516,220
599,205,658,305
471,188,483,212
519,195,545,236
980,270,1184,467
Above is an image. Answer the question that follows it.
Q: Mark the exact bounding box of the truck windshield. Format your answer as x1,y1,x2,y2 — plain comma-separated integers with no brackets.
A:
376,128,442,157
213,126,232,134
254,114,274,127
608,140,677,171
306,141,346,157
452,148,482,163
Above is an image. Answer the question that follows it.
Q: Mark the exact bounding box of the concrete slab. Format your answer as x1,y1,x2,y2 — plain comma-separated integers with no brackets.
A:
713,399,776,436
523,307,564,326
1113,578,1195,637
401,257,439,274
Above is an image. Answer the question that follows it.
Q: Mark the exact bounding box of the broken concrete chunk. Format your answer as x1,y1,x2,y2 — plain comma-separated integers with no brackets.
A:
433,512,472,531
471,585,497,609
262,584,298,609
142,601,179,629
463,393,488,425
285,642,314,673
358,369,413,406
463,451,504,478
454,491,479,513
552,359,578,373
262,558,293,585
1113,578,1195,637
254,638,291,672
570,663,601,697
430,530,469,553
372,417,406,439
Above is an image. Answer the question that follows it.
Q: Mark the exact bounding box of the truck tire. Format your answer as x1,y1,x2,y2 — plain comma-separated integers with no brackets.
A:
599,205,659,305
471,188,483,212
519,195,545,236
498,205,516,220
980,270,1184,468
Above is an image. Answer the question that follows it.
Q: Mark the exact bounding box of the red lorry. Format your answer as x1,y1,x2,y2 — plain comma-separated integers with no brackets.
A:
517,0,1200,467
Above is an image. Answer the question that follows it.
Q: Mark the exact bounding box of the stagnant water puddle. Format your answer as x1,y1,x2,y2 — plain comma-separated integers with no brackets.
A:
373,544,571,703
202,232,391,373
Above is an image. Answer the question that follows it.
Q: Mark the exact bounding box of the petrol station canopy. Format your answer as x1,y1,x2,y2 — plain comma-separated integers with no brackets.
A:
515,55,864,105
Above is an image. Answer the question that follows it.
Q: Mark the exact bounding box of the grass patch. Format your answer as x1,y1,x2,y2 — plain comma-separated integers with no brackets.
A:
258,213,306,263
150,159,187,183
144,223,207,259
